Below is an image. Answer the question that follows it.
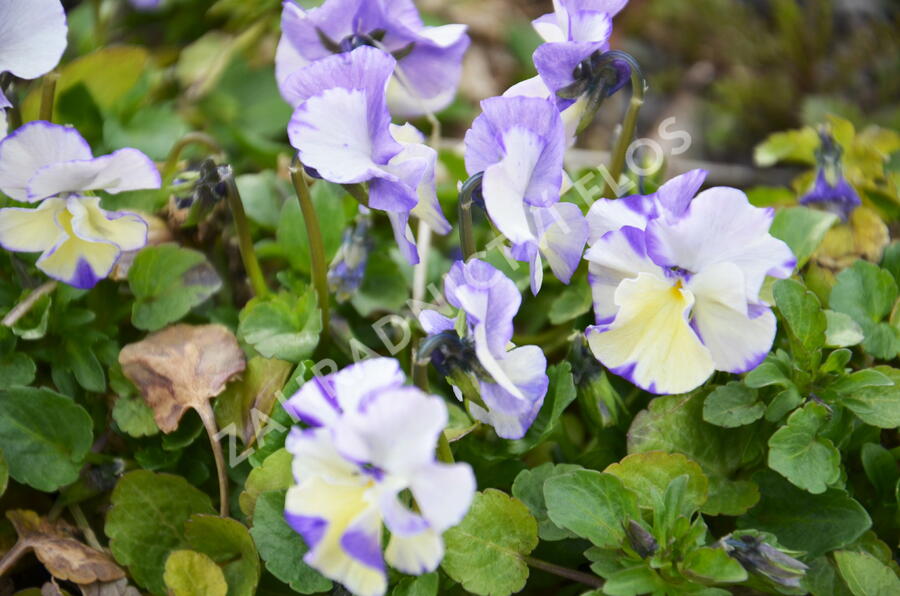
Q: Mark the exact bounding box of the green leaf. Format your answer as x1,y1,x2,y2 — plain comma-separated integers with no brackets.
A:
276,180,350,274
769,207,837,268
238,291,321,362
239,448,293,519
503,362,576,454
604,452,708,517
216,356,293,446
548,276,593,324
105,470,216,595
774,279,827,354
821,348,853,374
831,369,893,394
833,550,900,596
602,565,666,596
249,490,332,594
0,450,8,498
0,386,93,492
738,471,871,558
544,470,639,548
164,550,228,596
129,244,222,331
838,366,900,428
350,252,410,316
767,402,841,494
112,395,159,438
861,443,898,501
442,489,539,596
392,573,439,596
0,352,36,386
754,128,819,167
184,515,260,596
628,392,763,516
511,462,581,541
830,260,899,359
681,547,748,583
703,382,765,428
825,311,865,347
745,359,794,390
237,172,289,230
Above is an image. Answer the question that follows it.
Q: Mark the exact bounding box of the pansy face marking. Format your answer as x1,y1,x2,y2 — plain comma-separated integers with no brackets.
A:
584,170,796,395
0,122,161,288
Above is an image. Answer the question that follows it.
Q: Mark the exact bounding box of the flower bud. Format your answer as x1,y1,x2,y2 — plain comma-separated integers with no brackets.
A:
718,533,808,588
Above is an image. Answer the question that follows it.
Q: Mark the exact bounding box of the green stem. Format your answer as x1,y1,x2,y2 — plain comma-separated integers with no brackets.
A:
39,72,59,123
1,280,57,327
162,132,225,186
291,158,330,340
457,173,482,261
343,183,370,207
599,55,647,198
69,504,104,552
224,177,269,297
523,556,604,589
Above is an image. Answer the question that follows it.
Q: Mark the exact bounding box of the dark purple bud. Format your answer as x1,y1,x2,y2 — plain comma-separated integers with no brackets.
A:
625,520,658,558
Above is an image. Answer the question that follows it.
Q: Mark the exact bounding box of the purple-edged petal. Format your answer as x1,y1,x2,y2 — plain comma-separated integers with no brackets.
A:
390,124,451,234
586,192,657,243
585,225,663,324
285,375,341,428
464,96,565,207
799,170,861,220
472,345,549,439
331,357,407,415
36,207,121,290
0,197,66,253
385,208,419,265
587,271,714,395
0,0,67,81
67,196,148,252
384,529,444,576
340,509,385,572
654,168,707,220
418,309,454,335
645,186,796,301
533,41,607,100
535,202,589,285
0,122,92,202
26,149,161,200
687,261,776,374
444,259,520,354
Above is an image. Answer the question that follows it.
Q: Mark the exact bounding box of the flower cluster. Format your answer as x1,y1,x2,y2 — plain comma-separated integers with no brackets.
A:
584,170,796,394
0,123,161,288
283,358,475,596
419,259,549,439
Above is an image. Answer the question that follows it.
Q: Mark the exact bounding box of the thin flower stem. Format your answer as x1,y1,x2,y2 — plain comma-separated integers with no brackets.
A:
457,173,482,261
224,178,269,297
599,55,647,198
1,280,57,327
197,402,229,517
39,72,59,122
291,158,330,340
68,504,104,552
161,132,225,185
0,540,28,577
522,556,604,589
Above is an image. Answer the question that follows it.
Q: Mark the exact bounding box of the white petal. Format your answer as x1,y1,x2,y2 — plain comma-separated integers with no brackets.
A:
688,262,777,374
0,0,67,80
333,357,407,414
0,122,92,202
285,427,363,487
587,272,715,395
586,193,656,244
409,462,476,531
26,149,161,200
385,529,444,576
389,124,451,234
0,197,66,252
536,202,589,284
0,108,7,137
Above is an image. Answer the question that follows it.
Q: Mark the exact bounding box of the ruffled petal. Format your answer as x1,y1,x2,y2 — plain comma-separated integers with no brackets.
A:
0,122,92,201
0,0,67,80
586,193,657,244
385,529,444,575
654,168,707,220
0,197,66,253
67,196,148,252
285,376,341,428
587,272,715,395
332,357,407,414
645,186,796,301
390,124,451,234
444,259,520,353
26,149,161,200
36,205,121,289
687,262,776,374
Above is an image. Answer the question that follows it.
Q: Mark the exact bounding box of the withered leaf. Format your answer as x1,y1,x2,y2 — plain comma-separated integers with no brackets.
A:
79,578,142,596
7,510,125,585
119,324,246,433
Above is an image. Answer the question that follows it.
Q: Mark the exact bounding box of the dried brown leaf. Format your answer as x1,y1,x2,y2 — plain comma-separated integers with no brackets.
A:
118,324,246,433
6,510,125,585
79,578,142,596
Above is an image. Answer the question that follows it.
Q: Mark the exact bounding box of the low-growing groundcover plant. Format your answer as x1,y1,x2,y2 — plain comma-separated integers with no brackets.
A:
0,0,898,595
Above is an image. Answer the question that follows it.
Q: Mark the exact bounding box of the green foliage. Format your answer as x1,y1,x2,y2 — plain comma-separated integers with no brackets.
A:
237,290,321,362
767,403,840,494
833,550,900,596
830,261,900,359
164,550,228,596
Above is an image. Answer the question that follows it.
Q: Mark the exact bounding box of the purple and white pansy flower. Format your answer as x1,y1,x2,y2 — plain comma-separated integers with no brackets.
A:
0,0,68,111
286,46,449,265
0,122,161,289
419,259,549,439
277,0,470,118
532,0,628,105
464,95,588,294
584,169,796,395
283,358,475,596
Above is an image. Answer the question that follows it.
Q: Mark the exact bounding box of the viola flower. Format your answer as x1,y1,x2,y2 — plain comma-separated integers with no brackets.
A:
328,208,373,302
0,122,161,288
464,95,587,293
283,358,475,596
531,0,628,104
584,173,795,394
285,46,449,265
0,0,68,110
418,259,549,439
799,131,861,220
276,0,470,118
